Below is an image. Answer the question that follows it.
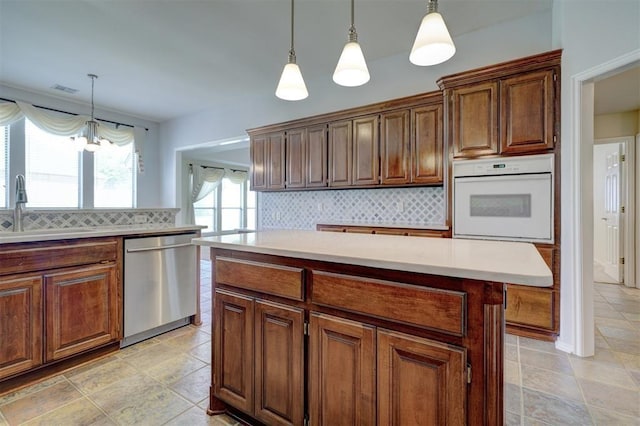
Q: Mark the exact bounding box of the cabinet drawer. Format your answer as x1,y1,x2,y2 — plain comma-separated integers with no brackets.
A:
216,257,304,301
505,286,553,329
0,238,118,276
311,271,466,336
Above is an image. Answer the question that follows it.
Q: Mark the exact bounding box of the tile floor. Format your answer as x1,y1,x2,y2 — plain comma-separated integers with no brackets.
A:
0,261,638,425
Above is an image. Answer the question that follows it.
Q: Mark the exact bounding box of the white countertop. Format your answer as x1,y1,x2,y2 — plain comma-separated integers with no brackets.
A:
317,222,449,231
193,230,552,287
0,225,205,244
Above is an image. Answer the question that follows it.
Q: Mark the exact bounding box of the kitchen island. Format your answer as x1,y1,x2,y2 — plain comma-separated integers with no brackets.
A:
193,230,552,426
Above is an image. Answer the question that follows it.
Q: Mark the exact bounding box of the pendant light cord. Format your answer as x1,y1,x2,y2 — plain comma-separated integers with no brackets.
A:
288,0,296,62
88,73,98,121
348,0,357,42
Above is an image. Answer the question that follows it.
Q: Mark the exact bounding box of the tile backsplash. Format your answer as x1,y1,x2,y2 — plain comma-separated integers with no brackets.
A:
260,186,445,230
0,208,178,232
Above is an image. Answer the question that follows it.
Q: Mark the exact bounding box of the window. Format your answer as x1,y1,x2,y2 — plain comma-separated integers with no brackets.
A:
0,126,7,208
25,119,79,207
4,118,136,208
94,143,136,207
193,176,256,234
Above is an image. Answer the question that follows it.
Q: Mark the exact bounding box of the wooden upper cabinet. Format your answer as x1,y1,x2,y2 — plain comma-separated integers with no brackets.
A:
352,115,379,186
0,275,43,380
267,133,286,189
328,120,353,187
306,124,328,188
286,128,306,189
377,329,467,425
309,313,376,426
250,132,285,191
380,110,410,185
45,264,118,362
412,104,443,184
500,69,556,154
254,300,304,426
450,81,499,158
250,134,268,190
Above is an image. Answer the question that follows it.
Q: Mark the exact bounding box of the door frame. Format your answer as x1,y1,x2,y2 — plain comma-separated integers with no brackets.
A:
568,49,640,357
594,136,636,287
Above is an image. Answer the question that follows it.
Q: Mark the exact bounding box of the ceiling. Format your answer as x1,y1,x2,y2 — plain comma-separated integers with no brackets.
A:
1,0,555,123
594,66,640,116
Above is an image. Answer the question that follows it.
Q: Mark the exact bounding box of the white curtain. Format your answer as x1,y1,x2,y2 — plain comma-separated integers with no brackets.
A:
186,165,249,225
225,168,248,184
0,100,144,171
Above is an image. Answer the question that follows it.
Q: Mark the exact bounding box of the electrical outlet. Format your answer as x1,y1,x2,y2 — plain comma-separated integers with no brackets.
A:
134,214,148,224
317,203,323,212
396,201,404,213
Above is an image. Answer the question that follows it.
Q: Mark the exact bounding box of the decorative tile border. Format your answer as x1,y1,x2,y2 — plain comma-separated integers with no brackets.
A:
0,209,178,232
259,187,445,230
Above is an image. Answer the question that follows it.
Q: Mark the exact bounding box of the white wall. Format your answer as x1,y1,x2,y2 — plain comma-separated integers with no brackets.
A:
158,10,553,207
553,0,640,353
0,84,163,208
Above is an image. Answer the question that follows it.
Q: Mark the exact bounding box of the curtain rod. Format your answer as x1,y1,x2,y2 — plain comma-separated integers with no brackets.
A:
189,163,246,173
0,97,149,131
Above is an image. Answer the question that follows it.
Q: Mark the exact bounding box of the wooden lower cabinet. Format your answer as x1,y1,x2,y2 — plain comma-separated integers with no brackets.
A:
214,290,304,426
378,329,466,426
0,275,43,380
309,313,375,426
45,263,119,361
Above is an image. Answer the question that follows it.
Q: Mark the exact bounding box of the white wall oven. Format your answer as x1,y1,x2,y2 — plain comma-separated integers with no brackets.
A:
453,154,554,243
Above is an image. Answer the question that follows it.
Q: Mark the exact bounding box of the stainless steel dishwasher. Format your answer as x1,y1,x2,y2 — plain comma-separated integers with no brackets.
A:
122,232,197,347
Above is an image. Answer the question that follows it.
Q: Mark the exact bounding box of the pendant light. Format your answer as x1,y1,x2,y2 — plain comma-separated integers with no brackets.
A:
275,0,308,101
410,0,456,66
76,74,110,151
333,0,369,87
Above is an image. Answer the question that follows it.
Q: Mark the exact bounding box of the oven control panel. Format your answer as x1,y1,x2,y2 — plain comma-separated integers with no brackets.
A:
453,153,554,177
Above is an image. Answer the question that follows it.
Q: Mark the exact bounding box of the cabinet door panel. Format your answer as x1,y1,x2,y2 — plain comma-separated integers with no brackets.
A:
380,110,410,185
500,69,555,154
328,121,352,187
254,300,304,426
378,329,466,426
0,275,42,380
286,128,306,188
353,115,379,185
412,104,443,184
306,125,328,188
250,135,267,190
45,264,118,361
451,82,499,158
268,133,286,189
309,313,375,426
214,290,254,413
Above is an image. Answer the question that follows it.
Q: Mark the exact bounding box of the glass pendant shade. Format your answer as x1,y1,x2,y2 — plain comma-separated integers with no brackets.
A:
333,41,370,87
410,10,455,66
83,120,101,152
276,62,309,101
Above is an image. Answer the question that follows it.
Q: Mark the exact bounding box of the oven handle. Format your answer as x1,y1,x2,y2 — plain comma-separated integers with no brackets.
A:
453,173,551,183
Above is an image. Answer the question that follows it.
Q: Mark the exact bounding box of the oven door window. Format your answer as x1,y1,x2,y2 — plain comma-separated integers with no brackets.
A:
454,173,552,242
470,194,531,218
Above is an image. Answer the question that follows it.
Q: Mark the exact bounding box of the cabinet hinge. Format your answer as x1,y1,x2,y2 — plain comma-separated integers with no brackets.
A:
304,416,310,426
621,206,625,213
621,257,625,265
304,322,309,336
553,72,557,82
553,134,557,143
467,364,472,384
621,154,626,161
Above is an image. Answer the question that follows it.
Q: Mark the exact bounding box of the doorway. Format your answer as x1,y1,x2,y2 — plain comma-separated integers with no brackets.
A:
593,137,636,287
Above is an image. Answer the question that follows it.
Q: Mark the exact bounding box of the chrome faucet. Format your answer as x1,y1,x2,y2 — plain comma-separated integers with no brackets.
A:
13,174,28,232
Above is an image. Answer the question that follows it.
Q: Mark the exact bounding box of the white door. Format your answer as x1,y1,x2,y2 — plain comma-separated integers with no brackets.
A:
594,143,624,283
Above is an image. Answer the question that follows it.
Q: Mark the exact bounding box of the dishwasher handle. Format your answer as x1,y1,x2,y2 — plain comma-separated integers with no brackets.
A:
126,242,194,253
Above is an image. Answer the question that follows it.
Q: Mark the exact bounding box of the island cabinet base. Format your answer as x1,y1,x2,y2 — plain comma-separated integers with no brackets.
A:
208,248,505,426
